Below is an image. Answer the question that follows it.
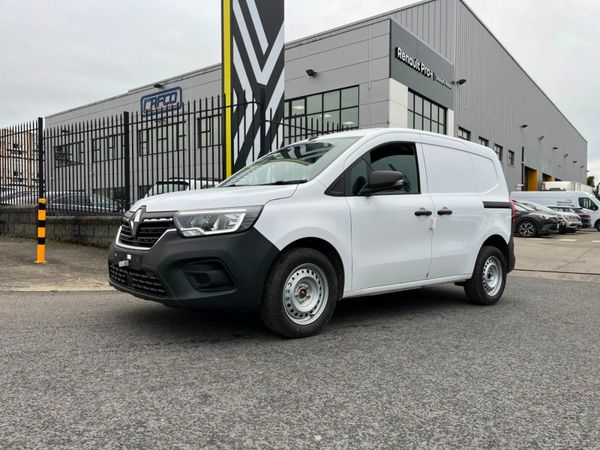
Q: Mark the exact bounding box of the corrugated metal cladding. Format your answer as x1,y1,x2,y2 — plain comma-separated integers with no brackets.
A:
389,0,456,63
453,0,586,187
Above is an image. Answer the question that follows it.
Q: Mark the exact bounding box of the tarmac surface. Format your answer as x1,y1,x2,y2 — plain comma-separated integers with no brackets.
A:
0,233,599,449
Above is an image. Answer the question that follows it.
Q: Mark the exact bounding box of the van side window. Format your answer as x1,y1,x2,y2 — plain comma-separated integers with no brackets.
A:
326,142,420,196
368,143,420,194
579,197,599,211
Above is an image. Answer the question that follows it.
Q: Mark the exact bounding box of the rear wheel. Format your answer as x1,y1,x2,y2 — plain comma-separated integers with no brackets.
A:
516,220,538,237
260,248,338,338
464,246,507,306
596,220,600,232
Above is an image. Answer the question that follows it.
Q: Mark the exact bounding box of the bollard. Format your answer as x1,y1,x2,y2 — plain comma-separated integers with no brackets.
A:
35,198,47,264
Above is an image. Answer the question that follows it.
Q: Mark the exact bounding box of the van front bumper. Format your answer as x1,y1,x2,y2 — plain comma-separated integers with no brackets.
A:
108,228,279,312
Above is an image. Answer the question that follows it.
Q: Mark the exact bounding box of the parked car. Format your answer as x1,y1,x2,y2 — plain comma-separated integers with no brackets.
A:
109,128,515,338
9,191,122,215
547,205,590,229
0,187,35,205
517,200,580,233
513,201,560,237
144,178,219,198
511,191,600,231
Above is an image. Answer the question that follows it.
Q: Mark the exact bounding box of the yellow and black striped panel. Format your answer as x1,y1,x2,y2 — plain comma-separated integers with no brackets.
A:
222,0,285,174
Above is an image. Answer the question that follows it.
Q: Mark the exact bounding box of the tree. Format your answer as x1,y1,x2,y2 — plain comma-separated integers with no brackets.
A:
587,175,596,187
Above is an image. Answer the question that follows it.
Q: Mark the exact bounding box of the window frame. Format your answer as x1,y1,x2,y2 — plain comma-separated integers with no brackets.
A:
494,144,504,162
458,127,471,141
407,90,446,134
283,86,360,145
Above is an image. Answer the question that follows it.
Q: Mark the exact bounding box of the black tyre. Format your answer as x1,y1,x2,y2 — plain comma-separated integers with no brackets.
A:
464,246,507,306
596,221,600,232
516,220,538,238
260,248,338,338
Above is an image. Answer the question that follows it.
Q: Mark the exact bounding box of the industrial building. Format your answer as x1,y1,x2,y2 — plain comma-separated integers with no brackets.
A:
45,0,587,192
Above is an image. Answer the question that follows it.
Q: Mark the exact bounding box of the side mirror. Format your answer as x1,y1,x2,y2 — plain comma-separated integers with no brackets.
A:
360,170,407,195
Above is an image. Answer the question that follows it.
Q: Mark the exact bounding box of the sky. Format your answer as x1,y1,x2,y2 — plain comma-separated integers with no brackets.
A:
1,0,599,184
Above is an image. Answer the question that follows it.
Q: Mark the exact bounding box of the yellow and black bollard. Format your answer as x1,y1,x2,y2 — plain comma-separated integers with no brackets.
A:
35,198,47,264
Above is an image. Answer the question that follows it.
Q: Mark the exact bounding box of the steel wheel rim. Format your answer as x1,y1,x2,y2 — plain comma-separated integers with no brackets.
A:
519,222,535,237
282,263,329,325
482,256,503,297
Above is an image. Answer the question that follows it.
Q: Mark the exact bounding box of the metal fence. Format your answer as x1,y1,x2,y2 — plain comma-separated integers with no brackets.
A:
1,94,355,216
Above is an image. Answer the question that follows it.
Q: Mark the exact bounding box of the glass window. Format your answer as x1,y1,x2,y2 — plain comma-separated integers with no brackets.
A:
283,86,359,143
323,91,340,111
199,115,221,147
508,150,515,166
478,137,489,147
407,90,446,135
92,135,123,162
579,197,599,211
291,99,305,116
341,87,359,108
341,108,359,127
348,158,369,196
458,127,471,141
54,142,84,168
369,143,420,194
323,111,340,129
219,137,361,187
306,94,322,114
494,144,503,161
138,123,185,156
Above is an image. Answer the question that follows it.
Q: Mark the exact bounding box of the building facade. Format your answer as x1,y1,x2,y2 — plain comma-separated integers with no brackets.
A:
45,0,587,197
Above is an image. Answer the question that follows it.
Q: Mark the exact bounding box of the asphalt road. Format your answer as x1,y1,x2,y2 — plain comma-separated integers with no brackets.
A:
1,276,599,449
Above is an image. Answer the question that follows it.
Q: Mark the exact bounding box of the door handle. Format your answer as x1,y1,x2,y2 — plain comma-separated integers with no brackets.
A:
437,208,453,216
414,208,433,217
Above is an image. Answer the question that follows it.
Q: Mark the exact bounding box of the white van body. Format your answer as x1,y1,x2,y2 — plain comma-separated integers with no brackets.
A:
109,129,514,337
541,181,594,195
511,191,600,231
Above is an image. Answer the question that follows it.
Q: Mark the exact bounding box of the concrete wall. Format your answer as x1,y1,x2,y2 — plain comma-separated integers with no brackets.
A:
0,206,120,248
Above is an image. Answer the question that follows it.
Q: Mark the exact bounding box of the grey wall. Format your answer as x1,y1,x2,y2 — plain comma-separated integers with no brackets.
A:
452,0,587,188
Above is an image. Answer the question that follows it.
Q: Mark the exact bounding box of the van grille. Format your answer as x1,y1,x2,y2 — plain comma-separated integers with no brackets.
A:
109,263,167,297
118,217,174,248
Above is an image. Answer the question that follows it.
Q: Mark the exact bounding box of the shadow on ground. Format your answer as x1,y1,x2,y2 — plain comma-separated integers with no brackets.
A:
114,283,476,341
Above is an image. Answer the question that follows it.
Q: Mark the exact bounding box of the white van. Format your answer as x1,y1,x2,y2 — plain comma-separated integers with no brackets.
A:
511,191,600,231
109,129,515,337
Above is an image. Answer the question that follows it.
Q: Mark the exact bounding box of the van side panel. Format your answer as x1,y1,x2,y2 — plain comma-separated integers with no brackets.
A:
254,182,354,296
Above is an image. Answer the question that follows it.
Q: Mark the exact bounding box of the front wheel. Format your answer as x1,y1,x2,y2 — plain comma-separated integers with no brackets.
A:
260,248,338,338
596,221,600,232
464,246,507,306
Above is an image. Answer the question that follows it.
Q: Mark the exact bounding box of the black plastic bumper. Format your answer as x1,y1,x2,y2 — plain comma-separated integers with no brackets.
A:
108,228,279,312
507,236,516,273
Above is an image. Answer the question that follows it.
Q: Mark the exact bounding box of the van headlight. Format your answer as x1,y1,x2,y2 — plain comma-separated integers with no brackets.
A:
173,206,262,237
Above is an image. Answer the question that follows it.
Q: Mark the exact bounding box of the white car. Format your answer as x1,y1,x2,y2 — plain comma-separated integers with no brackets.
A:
109,129,515,337
144,178,219,198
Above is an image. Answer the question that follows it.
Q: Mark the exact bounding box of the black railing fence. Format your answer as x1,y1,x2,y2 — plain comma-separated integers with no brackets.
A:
0,94,356,216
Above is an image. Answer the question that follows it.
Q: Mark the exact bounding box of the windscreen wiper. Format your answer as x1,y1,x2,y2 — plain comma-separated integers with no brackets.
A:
258,180,308,186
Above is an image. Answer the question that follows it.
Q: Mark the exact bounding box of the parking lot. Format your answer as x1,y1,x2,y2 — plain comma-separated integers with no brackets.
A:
1,233,599,448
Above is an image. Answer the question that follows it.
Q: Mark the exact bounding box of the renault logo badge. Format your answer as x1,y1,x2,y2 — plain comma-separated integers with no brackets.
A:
129,208,143,237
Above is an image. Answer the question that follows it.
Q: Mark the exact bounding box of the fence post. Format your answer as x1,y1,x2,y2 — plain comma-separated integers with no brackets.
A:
37,117,44,199
123,111,131,210
259,88,266,156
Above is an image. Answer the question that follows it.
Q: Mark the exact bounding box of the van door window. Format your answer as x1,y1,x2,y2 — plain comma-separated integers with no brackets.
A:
368,143,420,194
337,142,420,196
579,197,599,211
